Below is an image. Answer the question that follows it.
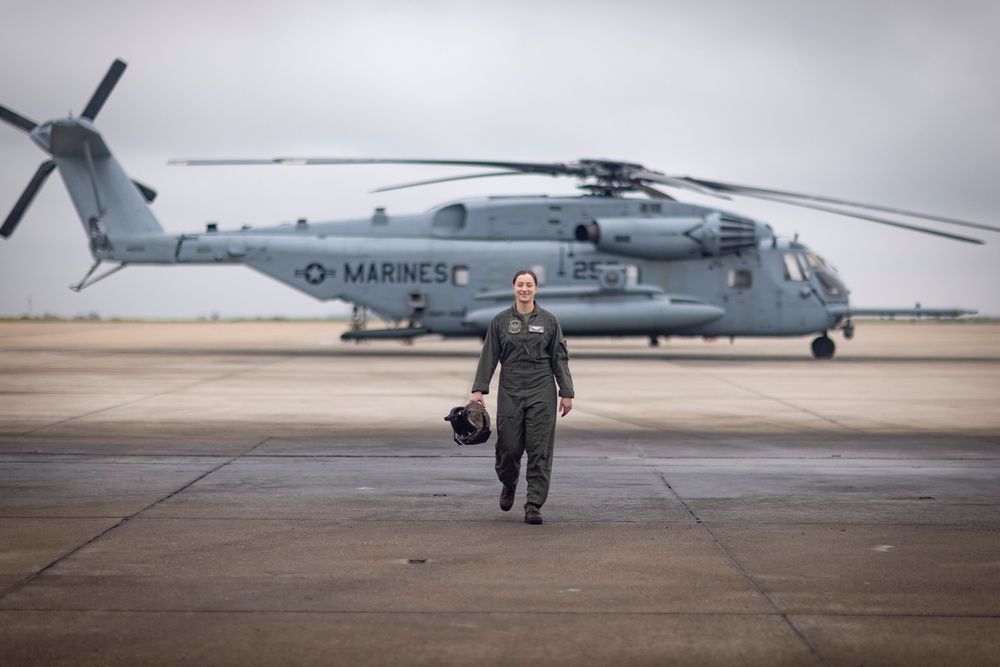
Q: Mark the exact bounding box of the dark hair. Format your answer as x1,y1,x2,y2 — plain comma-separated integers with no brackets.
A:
512,269,538,286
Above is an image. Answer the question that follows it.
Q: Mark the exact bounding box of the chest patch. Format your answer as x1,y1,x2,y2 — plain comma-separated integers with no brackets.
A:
508,319,522,334
528,324,545,334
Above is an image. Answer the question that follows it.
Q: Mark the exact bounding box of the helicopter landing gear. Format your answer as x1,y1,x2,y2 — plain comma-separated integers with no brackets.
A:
811,334,836,359
649,336,659,347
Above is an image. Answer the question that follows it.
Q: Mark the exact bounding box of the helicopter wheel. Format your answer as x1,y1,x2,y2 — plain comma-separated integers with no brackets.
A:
649,336,659,347
811,334,836,359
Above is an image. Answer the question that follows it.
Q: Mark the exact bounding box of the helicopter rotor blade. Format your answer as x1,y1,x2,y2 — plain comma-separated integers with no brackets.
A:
166,155,991,240
632,183,675,200
131,179,158,203
2,160,56,239
631,171,730,199
372,170,545,193
676,177,1000,234
711,189,984,244
169,158,284,166
0,104,38,133
81,59,127,121
170,157,577,175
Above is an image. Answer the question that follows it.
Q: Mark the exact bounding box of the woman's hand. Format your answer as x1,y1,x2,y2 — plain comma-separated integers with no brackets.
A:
559,397,573,417
470,391,485,405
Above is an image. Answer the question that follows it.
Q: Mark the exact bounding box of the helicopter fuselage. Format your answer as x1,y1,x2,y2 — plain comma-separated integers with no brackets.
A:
134,195,850,341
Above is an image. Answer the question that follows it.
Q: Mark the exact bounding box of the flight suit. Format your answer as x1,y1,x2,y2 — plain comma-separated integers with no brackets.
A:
472,303,574,512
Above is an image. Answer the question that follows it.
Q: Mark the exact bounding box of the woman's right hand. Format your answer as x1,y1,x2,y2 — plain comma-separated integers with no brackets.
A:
469,391,485,405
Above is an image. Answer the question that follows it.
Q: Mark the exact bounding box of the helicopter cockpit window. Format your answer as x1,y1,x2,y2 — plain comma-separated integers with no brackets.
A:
452,266,470,286
795,253,812,280
783,253,806,281
806,252,825,269
728,268,752,289
801,251,845,297
816,270,845,297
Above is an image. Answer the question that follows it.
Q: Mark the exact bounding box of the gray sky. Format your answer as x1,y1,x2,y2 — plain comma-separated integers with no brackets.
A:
2,0,999,319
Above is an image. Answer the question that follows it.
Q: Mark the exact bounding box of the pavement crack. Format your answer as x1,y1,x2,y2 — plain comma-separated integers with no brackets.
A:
0,437,271,602
636,441,831,667
697,370,862,434
20,362,288,437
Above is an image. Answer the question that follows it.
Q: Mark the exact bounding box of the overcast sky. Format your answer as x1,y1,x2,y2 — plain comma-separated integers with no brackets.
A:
2,0,998,320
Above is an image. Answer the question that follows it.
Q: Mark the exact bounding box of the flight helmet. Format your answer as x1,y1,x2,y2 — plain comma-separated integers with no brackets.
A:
444,402,491,445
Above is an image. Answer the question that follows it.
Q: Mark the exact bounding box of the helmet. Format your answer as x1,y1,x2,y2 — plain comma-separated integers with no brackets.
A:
444,402,491,445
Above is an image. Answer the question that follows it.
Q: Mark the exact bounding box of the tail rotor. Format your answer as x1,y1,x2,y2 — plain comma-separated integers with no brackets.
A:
1,160,56,238
1,58,128,239
80,59,127,121
0,105,38,134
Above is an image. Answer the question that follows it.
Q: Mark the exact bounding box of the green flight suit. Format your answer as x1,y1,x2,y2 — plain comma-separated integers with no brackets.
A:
472,303,574,512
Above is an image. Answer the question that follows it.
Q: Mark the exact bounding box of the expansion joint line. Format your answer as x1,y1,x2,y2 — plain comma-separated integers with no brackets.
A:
631,440,830,667
23,361,288,437
0,437,272,601
699,370,861,433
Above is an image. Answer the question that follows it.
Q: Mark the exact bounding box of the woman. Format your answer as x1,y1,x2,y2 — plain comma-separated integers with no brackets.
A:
470,270,574,525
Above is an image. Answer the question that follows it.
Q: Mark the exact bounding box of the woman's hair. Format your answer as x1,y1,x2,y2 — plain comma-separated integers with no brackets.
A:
512,269,539,286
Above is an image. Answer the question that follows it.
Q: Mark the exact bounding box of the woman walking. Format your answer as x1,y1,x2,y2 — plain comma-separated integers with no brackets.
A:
470,270,574,525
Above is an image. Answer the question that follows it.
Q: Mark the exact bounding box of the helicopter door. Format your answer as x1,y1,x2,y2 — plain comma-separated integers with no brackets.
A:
777,251,820,331
719,264,759,334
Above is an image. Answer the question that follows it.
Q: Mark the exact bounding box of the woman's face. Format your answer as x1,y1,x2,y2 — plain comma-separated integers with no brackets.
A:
513,273,537,306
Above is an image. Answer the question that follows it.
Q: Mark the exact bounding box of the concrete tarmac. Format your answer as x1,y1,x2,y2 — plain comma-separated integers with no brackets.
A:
0,320,998,666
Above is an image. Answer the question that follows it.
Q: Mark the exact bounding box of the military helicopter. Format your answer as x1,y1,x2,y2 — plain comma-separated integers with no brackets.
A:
3,59,995,358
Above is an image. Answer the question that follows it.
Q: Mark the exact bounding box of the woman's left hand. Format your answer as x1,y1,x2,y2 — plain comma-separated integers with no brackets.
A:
559,397,573,417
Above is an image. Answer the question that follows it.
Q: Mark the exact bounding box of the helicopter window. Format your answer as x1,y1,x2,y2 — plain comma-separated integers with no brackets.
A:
807,251,839,274
452,266,470,286
795,254,812,280
816,269,846,297
728,268,752,289
783,253,805,281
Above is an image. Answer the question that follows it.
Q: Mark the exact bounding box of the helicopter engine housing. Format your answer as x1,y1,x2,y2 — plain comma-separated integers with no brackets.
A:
576,212,764,259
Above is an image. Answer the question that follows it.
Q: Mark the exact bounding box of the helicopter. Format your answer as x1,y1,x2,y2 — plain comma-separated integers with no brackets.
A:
3,59,996,359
